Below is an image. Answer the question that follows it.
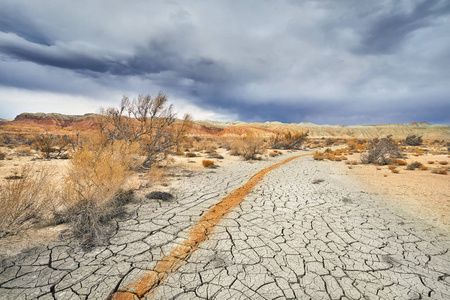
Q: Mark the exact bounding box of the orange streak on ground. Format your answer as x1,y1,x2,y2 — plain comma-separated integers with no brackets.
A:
109,154,311,299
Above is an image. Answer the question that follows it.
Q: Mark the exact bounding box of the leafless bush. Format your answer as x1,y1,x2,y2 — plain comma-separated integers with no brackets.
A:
33,132,72,159
405,135,423,146
361,136,402,165
268,132,308,150
99,93,192,169
0,166,55,237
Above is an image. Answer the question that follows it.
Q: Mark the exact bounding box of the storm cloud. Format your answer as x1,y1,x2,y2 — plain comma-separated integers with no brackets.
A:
0,0,449,124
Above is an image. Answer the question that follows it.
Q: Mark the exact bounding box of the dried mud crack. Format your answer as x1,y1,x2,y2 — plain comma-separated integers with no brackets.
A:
108,154,311,299
1,151,450,300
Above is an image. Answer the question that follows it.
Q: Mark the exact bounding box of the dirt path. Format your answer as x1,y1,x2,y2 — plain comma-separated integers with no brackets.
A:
1,152,450,299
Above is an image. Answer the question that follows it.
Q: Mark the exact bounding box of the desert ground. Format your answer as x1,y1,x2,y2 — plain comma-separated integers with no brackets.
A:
0,114,449,299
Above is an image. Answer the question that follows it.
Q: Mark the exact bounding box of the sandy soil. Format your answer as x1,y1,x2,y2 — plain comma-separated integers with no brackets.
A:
340,153,450,230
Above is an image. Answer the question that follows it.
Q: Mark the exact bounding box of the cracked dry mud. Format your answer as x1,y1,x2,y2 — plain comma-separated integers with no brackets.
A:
1,152,450,299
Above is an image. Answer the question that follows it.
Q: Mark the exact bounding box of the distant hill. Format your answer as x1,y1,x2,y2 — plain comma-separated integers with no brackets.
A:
0,112,449,139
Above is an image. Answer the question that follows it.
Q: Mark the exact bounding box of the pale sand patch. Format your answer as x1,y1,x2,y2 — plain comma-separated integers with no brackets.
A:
341,153,450,230
0,224,69,259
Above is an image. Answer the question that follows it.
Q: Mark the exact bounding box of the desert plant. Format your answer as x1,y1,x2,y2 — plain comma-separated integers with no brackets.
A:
99,93,192,169
393,159,407,166
361,135,402,165
33,133,72,159
60,137,138,246
268,131,308,150
269,151,278,157
202,159,215,168
432,168,448,175
0,166,55,237
229,134,264,160
406,161,423,170
405,135,423,146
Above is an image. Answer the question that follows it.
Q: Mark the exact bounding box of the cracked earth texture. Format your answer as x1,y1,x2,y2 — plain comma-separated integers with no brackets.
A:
1,151,450,299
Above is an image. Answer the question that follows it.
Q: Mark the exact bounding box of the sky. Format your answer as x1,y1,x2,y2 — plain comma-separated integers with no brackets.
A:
0,0,449,125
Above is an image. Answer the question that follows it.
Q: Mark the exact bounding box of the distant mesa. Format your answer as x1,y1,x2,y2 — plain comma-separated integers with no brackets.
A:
0,112,448,139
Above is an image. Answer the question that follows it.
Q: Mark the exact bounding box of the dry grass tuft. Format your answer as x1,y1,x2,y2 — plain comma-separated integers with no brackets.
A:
269,151,278,157
0,166,56,237
432,168,448,175
393,159,407,166
202,159,215,168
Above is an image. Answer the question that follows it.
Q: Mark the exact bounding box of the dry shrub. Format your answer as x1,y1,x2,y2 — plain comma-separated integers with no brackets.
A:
325,138,336,146
432,168,448,175
439,161,448,165
313,151,325,160
0,166,55,237
60,137,138,246
393,159,407,166
419,165,429,171
268,132,308,150
229,135,264,160
361,136,401,165
405,135,423,146
347,139,367,152
99,93,192,169
202,159,215,168
269,151,278,157
208,152,224,159
33,133,72,159
406,161,423,170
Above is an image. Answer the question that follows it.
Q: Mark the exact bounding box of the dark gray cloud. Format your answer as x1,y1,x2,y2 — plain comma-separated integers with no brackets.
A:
0,0,449,124
357,0,450,54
